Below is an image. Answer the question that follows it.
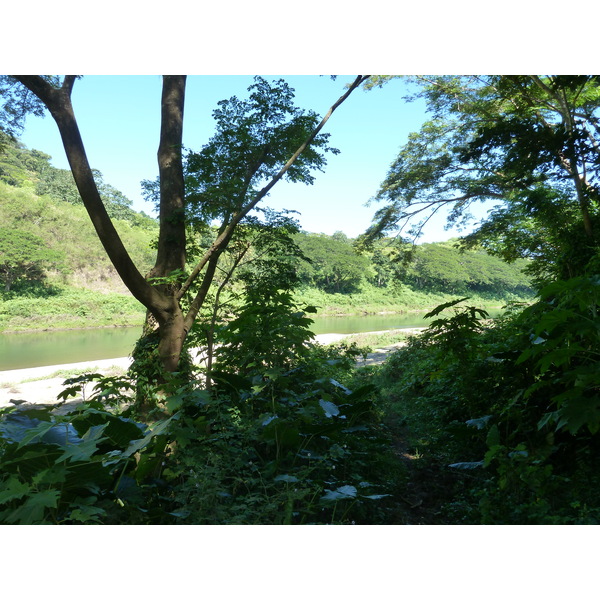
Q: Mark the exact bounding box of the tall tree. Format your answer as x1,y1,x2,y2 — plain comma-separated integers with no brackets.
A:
360,75,600,284
2,75,368,372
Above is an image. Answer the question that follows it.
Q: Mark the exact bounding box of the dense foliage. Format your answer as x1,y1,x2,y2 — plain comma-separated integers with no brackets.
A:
373,284,600,524
362,76,600,287
359,75,600,524
0,133,158,296
2,75,599,525
0,226,66,292
0,269,402,524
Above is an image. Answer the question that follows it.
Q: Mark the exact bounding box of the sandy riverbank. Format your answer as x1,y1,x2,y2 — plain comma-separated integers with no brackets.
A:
0,334,351,408
0,331,417,408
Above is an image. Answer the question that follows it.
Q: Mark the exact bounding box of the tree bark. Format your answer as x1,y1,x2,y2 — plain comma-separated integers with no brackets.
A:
154,76,187,279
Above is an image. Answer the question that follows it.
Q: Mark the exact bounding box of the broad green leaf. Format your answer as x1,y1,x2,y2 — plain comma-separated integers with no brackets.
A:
121,414,177,458
32,464,68,486
486,424,501,448
321,485,358,501
329,379,351,395
17,421,59,448
69,504,106,524
56,434,105,464
319,399,340,418
7,489,60,524
465,415,493,430
0,477,30,504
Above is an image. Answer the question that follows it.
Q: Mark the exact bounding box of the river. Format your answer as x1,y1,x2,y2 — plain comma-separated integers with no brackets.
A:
0,310,502,371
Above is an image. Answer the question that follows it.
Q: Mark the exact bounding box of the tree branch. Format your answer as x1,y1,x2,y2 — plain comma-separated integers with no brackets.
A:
12,75,161,311
178,75,369,303
62,76,78,97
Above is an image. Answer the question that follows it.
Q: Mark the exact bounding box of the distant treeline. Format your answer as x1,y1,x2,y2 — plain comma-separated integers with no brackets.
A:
293,231,534,299
0,133,532,304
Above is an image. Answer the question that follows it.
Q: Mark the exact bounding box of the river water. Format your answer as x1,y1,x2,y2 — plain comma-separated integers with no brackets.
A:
0,310,502,371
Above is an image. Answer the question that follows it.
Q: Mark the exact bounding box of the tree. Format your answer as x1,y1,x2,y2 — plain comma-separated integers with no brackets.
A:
360,76,600,285
294,232,372,293
1,75,368,373
0,227,65,291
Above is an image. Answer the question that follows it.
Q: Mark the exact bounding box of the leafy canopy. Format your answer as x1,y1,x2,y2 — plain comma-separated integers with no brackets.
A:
360,75,600,286
183,77,339,227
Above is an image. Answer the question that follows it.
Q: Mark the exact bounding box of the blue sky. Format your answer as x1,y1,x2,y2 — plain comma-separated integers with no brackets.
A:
18,75,492,243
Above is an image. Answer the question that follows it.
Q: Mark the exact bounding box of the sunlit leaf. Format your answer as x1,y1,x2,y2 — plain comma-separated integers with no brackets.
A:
319,399,340,418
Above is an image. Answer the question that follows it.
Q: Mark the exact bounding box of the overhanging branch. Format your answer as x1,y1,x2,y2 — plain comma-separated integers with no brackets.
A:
178,75,370,304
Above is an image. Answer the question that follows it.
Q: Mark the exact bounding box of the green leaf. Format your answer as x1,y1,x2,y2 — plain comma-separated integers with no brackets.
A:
32,464,68,486
362,494,391,500
424,297,470,319
122,414,177,459
69,504,106,524
274,474,300,483
166,395,184,413
6,489,60,524
486,424,501,448
17,421,59,448
321,485,358,501
465,415,493,429
0,477,30,504
319,399,340,418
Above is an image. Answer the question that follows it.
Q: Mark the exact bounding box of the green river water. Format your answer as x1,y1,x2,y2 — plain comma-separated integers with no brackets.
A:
0,310,502,371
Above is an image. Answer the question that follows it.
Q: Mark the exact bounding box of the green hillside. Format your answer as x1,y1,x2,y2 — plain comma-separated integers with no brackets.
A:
0,133,156,330
0,133,533,331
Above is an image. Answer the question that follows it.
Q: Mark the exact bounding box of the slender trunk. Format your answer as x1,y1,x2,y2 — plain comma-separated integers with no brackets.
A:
149,76,188,372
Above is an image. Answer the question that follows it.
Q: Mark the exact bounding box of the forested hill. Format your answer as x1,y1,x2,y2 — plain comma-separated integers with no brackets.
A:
1,133,532,314
293,231,533,299
0,132,158,294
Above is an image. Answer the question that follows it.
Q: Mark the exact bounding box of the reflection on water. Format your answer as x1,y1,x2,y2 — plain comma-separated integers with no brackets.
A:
1,308,503,371
311,312,433,335
0,327,141,371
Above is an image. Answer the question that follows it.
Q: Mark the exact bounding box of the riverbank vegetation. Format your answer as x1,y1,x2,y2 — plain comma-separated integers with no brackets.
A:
0,130,532,331
1,75,599,525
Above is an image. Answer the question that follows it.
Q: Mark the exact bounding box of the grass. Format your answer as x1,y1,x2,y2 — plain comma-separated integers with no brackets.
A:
295,284,531,317
0,287,146,332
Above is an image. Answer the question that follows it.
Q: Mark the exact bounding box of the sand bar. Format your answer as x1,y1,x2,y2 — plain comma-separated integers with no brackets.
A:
0,330,421,407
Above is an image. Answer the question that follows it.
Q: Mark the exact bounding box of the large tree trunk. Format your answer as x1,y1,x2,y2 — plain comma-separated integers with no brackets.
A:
14,75,190,374
146,76,189,373
154,75,187,278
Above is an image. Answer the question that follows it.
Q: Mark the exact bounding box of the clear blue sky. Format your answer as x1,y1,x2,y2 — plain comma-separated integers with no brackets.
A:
18,75,491,243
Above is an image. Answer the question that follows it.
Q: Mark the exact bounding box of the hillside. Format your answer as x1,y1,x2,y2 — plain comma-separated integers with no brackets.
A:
0,132,158,293
0,134,533,331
